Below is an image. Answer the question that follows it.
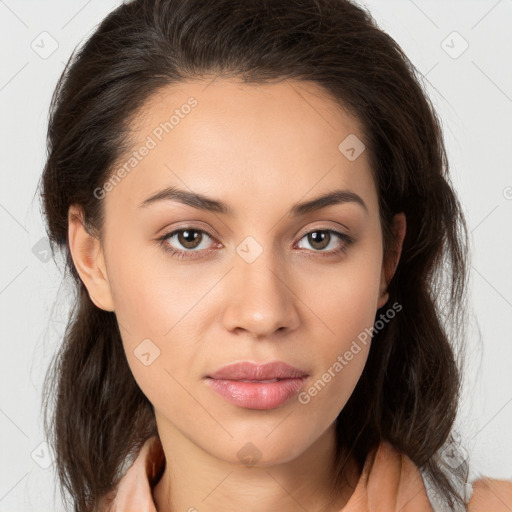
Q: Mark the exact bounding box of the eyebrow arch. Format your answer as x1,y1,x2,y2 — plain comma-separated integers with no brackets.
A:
138,186,368,216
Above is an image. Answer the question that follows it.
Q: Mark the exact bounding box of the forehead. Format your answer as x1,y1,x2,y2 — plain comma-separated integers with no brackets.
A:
102,77,377,222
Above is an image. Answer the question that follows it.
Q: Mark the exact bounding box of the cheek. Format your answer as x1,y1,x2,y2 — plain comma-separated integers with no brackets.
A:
297,274,376,421
296,341,369,438
106,240,195,337
295,246,382,414
105,241,217,403
303,248,383,351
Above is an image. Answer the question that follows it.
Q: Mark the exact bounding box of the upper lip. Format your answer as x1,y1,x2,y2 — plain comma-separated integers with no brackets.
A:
207,361,308,381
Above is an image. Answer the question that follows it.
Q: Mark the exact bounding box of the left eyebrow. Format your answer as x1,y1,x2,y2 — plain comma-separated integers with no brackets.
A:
138,186,368,216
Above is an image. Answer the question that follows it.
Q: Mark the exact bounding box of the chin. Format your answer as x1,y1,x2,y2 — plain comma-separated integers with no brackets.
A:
204,428,316,468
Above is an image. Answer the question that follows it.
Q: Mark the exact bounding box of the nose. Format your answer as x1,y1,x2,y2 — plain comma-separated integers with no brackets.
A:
222,247,301,339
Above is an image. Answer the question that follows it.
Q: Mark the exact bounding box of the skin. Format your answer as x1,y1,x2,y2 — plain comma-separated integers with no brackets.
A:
68,77,406,512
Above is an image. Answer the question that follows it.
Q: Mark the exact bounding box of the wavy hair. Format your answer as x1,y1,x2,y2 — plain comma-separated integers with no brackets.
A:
39,0,471,510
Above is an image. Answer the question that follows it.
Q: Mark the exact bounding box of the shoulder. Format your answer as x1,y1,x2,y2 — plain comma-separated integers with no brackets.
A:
344,440,435,510
94,436,164,512
468,477,512,511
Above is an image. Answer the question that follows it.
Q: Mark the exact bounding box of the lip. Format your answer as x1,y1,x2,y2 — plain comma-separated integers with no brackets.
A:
205,361,309,410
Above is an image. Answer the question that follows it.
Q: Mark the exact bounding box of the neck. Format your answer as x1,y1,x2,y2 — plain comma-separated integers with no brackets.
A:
152,420,360,512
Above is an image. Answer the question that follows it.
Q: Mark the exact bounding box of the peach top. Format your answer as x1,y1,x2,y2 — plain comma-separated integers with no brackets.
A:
95,436,512,511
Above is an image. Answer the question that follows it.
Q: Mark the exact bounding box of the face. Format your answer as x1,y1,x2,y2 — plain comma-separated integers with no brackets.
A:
71,78,400,466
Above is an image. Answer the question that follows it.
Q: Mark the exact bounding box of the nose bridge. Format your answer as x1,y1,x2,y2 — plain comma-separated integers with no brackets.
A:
222,234,300,337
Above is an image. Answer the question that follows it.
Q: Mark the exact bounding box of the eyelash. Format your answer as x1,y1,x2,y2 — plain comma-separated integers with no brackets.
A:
157,226,354,260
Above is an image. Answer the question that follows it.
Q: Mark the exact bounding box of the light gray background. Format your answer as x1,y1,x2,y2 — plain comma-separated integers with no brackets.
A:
1,0,511,510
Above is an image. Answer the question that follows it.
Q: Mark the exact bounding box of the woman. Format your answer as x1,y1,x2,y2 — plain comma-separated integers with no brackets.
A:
40,0,512,510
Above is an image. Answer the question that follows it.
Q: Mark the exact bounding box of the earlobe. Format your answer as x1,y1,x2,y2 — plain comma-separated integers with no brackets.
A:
377,212,406,309
67,204,115,312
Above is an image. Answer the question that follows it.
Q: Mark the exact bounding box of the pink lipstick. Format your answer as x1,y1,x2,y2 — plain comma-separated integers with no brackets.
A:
205,361,308,410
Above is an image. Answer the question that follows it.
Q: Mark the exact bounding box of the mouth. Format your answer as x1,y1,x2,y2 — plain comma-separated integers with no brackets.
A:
205,361,309,410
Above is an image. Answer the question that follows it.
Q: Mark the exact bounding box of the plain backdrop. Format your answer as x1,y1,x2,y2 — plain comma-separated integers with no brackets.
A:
0,0,511,510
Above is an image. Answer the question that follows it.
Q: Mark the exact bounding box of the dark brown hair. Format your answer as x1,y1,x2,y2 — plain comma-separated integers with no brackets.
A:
39,0,471,510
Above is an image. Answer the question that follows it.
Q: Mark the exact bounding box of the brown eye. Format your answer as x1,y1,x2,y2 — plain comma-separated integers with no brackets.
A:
159,227,216,256
176,229,202,249
297,229,352,254
306,230,331,251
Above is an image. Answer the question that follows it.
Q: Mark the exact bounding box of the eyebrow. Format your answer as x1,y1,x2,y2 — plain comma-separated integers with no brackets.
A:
138,186,368,216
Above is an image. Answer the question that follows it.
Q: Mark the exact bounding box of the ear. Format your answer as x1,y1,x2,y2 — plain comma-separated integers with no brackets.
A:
377,212,406,310
67,204,115,312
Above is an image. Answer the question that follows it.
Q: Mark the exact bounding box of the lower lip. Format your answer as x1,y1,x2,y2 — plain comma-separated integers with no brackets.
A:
206,377,306,410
